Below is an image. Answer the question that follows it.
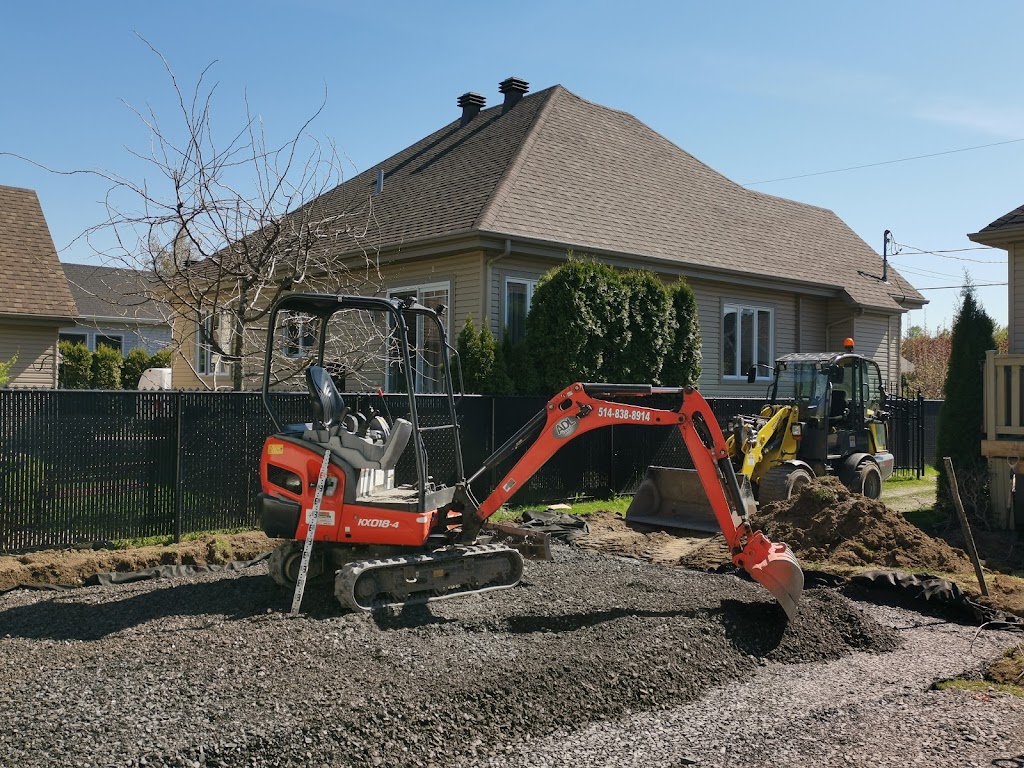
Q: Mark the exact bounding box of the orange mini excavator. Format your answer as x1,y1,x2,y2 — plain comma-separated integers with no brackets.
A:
257,293,803,618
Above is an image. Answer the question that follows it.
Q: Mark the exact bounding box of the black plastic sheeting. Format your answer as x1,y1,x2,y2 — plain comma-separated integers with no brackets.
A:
519,509,591,543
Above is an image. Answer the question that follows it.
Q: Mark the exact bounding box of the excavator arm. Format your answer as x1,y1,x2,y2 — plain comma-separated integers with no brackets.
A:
457,383,804,618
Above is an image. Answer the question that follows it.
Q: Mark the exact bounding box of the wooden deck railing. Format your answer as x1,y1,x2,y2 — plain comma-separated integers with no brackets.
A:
983,350,1024,457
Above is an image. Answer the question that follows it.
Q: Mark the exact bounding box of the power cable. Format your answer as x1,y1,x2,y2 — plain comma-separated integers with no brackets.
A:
744,137,1024,186
915,282,1007,290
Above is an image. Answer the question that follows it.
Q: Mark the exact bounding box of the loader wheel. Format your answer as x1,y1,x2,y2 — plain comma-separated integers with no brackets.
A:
854,461,883,500
758,466,813,505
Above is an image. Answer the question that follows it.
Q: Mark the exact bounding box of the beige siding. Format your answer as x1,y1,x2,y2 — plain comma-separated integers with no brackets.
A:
491,256,557,333
798,296,828,352
381,253,484,338
0,324,59,388
1012,243,1024,353
852,313,890,380
691,278,799,397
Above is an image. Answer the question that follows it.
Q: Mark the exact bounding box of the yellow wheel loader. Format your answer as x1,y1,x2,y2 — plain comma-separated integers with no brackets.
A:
627,340,893,530
727,341,894,505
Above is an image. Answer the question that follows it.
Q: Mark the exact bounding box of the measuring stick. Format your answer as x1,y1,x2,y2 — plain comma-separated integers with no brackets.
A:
290,448,333,615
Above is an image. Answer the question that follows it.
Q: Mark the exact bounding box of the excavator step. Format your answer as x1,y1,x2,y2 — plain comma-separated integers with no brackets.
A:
335,543,525,611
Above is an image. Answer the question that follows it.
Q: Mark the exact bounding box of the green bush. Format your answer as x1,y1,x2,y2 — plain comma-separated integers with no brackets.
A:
526,258,627,391
935,281,995,523
58,341,92,389
121,348,152,389
0,353,17,387
662,280,703,386
457,317,513,394
91,344,124,389
611,271,672,383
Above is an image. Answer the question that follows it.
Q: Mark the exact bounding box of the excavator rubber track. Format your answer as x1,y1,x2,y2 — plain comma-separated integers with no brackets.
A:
335,543,525,612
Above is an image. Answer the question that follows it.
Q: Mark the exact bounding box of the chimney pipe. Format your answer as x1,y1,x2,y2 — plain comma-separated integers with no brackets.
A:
457,92,486,126
499,77,529,113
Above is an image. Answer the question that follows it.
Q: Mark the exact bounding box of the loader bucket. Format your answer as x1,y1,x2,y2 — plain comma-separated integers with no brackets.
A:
625,466,722,533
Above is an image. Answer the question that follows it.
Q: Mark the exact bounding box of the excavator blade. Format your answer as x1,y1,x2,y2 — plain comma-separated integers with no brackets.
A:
739,536,804,621
625,466,721,533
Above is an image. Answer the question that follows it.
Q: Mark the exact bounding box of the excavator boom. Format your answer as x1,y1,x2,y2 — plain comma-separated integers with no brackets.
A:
458,383,804,618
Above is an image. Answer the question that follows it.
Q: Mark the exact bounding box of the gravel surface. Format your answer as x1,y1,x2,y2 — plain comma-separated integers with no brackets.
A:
1,545,1021,768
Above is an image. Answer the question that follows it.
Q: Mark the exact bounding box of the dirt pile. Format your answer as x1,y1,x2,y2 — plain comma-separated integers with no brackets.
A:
0,531,273,591
750,477,972,574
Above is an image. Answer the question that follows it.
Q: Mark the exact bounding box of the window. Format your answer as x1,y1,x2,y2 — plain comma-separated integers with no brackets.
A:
59,332,88,347
94,334,123,354
282,313,317,359
722,303,773,380
387,282,450,393
504,277,537,343
196,310,234,376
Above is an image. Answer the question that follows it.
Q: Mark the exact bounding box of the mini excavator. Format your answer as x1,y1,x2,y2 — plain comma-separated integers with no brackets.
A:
256,293,804,619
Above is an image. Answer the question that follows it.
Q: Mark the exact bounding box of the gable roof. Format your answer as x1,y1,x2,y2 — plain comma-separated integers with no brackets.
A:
307,84,926,312
0,185,77,321
969,203,1024,246
61,263,170,324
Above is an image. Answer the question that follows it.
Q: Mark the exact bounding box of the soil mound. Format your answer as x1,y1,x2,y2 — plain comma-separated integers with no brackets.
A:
750,477,971,574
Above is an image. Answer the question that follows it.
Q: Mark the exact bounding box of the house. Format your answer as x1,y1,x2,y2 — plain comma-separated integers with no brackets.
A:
172,79,926,393
0,185,77,388
968,207,1024,528
59,263,172,355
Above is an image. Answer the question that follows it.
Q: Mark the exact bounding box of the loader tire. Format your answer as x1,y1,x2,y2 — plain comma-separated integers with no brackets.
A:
854,460,883,500
758,466,813,506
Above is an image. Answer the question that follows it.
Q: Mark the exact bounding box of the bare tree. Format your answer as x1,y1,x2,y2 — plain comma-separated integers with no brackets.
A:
86,42,384,390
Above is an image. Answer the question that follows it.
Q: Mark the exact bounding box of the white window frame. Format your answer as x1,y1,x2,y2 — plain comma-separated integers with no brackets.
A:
504,276,537,343
387,281,451,393
281,312,317,359
196,310,233,377
722,302,774,382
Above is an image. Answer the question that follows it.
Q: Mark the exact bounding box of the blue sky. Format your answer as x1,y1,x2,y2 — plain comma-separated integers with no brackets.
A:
3,1,1021,333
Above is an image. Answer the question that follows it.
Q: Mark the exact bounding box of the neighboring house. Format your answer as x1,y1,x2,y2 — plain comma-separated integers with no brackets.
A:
59,263,172,355
968,208,1024,528
0,185,77,388
173,79,926,392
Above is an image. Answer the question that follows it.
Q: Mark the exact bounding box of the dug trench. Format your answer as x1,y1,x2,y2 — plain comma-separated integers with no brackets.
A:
0,481,1022,766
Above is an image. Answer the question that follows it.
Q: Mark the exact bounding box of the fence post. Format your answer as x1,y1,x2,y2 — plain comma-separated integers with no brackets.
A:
174,390,183,543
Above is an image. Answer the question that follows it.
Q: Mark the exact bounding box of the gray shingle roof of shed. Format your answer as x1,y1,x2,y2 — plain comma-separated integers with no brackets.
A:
0,185,77,320
308,85,925,312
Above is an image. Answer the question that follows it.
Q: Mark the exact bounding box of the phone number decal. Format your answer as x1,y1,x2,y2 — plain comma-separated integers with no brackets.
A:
598,406,651,422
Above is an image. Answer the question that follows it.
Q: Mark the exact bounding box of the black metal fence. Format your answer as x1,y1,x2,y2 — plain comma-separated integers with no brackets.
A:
0,389,938,552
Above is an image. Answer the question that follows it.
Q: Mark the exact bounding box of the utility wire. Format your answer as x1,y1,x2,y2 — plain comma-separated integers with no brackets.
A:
744,137,1024,186
916,282,1007,290
891,241,1005,264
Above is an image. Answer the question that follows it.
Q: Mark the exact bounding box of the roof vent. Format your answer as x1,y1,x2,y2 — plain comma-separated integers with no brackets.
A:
457,92,486,126
499,77,529,113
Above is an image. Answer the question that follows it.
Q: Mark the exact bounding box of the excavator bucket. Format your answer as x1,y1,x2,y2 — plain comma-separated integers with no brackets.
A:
626,466,727,533
626,466,803,619
740,535,804,621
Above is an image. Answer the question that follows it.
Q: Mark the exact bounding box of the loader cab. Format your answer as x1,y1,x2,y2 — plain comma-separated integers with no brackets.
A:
767,349,890,474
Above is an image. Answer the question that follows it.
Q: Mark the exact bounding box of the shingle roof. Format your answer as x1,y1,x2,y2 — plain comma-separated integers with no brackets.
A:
971,204,1024,241
306,85,926,312
61,263,170,323
0,185,77,320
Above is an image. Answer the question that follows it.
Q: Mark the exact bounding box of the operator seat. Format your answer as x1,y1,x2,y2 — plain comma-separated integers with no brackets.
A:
304,366,413,471
829,389,849,425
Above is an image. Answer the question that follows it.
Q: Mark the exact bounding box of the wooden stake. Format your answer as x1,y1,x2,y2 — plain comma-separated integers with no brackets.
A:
943,456,989,597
